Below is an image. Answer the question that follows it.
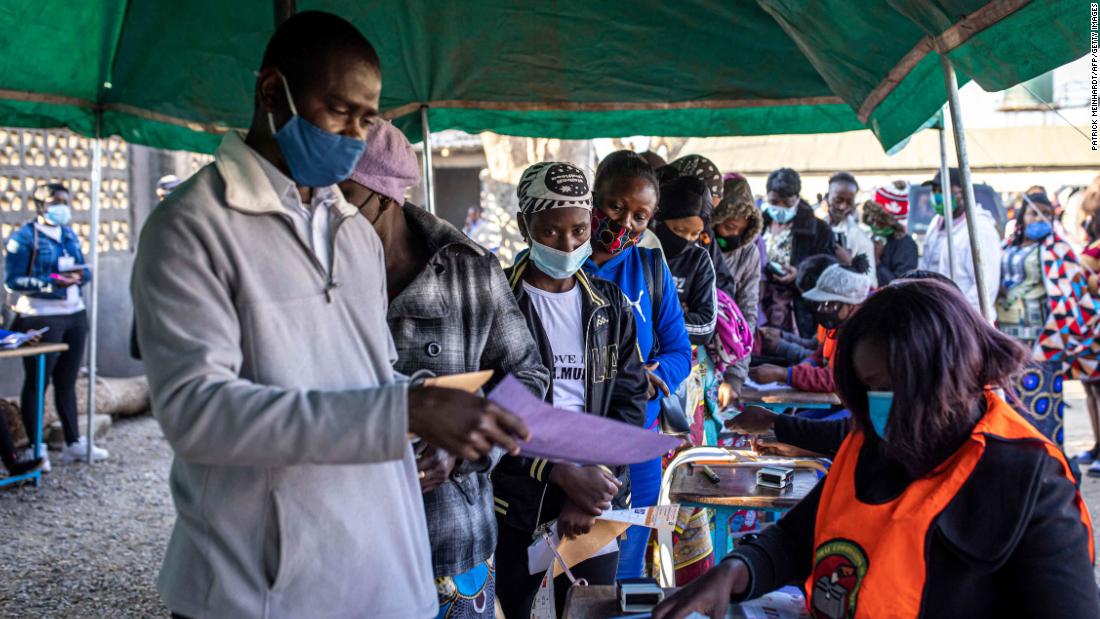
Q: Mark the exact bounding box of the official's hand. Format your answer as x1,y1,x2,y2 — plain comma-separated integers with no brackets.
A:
753,436,820,457
748,364,787,385
549,464,620,516
724,406,778,434
718,382,739,409
408,386,529,462
652,558,750,619
556,500,598,540
416,444,456,493
645,361,670,400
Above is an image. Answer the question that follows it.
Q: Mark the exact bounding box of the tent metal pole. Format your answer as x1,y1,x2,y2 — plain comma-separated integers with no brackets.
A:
420,105,436,214
937,121,956,280
85,112,102,463
940,55,989,320
274,0,296,27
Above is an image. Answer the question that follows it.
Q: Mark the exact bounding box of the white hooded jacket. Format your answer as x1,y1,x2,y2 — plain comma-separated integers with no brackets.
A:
921,208,1002,320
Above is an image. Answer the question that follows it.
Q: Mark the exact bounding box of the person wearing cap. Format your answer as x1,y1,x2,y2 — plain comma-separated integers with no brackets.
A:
995,191,1100,451
339,121,549,619
156,174,183,201
825,172,876,275
653,174,718,346
749,256,872,394
495,161,647,617
920,167,1001,320
665,155,740,299
863,181,918,287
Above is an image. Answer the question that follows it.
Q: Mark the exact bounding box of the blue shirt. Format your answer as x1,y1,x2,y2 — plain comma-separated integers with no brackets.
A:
584,245,692,427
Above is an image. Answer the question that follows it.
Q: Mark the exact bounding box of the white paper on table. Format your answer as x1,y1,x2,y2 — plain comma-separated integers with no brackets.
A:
744,377,790,392
527,526,618,575
598,504,679,530
728,586,810,618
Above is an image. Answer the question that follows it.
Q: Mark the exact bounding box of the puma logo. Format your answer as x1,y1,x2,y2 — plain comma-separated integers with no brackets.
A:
628,289,646,323
596,315,609,328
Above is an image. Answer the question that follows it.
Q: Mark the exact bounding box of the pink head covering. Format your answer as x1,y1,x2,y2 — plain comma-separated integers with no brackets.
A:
349,121,420,203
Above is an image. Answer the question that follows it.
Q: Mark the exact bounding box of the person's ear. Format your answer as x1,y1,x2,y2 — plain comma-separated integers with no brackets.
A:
256,68,285,116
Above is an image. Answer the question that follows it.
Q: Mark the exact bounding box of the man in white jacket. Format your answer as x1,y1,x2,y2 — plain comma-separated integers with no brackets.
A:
920,168,1002,320
132,12,527,619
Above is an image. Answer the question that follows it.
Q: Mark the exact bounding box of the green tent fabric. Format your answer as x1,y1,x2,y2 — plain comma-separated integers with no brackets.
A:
0,0,1088,153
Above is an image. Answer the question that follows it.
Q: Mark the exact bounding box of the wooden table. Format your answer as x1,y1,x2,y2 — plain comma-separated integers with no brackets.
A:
667,458,825,560
740,386,840,412
0,342,69,488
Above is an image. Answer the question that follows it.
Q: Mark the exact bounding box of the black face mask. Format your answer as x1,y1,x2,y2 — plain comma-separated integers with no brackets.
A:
715,233,741,251
815,309,842,330
654,223,693,258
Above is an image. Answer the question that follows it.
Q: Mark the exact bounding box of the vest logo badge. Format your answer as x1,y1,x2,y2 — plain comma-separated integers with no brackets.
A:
810,538,868,619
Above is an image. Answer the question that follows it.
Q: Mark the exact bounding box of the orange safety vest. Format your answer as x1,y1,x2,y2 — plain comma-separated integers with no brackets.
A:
816,326,838,368
805,391,1093,619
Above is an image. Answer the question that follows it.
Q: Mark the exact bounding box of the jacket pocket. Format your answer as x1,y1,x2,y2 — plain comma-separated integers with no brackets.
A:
264,490,289,590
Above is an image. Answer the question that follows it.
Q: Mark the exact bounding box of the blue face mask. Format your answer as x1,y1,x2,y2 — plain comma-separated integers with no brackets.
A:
1024,220,1052,241
767,204,797,224
268,73,366,188
866,391,894,439
45,204,72,226
529,239,593,280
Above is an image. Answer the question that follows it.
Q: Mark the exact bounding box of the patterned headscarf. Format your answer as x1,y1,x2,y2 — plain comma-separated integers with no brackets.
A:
669,154,722,200
516,162,592,215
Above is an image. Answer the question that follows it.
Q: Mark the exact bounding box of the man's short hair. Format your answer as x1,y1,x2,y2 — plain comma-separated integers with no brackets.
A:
766,168,801,199
260,11,381,94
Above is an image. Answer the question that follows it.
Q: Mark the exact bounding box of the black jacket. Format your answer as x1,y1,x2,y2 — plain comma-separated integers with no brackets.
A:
731,428,1099,618
763,201,836,337
493,255,649,535
665,243,717,346
876,233,919,287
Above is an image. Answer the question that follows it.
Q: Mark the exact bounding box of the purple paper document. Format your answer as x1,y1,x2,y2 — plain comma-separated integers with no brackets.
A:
488,374,683,465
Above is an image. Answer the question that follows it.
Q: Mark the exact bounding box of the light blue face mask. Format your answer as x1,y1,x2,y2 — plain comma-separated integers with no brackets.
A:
866,391,894,439
268,73,366,188
45,204,72,226
529,239,592,280
767,204,797,224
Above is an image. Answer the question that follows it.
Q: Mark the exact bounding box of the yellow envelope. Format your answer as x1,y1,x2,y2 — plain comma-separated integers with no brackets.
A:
423,370,494,394
552,520,632,577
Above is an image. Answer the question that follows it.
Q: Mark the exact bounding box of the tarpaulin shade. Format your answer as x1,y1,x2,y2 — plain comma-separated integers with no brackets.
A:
0,0,1087,153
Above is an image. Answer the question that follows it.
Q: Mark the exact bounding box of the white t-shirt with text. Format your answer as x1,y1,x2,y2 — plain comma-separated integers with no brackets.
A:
523,282,586,412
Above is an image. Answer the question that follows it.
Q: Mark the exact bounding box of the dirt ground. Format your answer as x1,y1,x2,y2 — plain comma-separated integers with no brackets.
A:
1,384,1099,618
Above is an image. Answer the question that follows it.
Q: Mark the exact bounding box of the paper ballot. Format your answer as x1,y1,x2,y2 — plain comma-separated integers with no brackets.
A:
423,370,493,393
598,505,680,530
488,375,683,465
744,377,790,392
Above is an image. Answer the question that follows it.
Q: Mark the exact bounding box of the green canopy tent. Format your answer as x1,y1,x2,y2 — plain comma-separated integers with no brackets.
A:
0,0,1088,461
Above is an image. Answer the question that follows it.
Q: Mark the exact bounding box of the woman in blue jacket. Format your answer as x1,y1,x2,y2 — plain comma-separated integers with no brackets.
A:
4,183,107,468
584,150,693,578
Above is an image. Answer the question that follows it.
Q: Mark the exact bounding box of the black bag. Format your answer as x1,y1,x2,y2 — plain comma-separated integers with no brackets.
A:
640,248,691,434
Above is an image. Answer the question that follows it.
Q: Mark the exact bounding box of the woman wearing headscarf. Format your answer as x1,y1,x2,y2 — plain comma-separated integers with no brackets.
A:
994,191,1100,447
862,182,918,287
655,280,1097,619
495,161,647,617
